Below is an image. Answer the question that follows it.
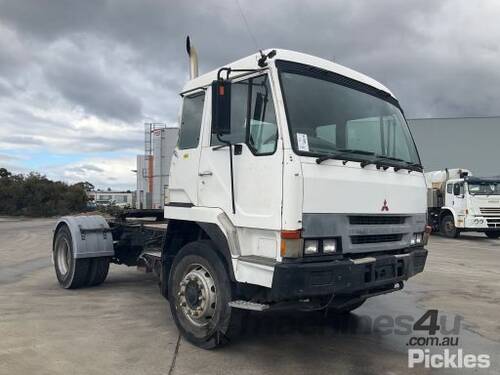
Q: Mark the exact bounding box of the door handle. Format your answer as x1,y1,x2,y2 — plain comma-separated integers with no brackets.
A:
198,171,213,177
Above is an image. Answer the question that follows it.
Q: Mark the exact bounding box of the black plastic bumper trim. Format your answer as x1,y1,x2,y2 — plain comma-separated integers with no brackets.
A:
270,248,427,300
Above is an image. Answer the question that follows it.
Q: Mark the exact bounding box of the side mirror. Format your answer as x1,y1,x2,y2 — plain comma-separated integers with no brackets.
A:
211,80,231,135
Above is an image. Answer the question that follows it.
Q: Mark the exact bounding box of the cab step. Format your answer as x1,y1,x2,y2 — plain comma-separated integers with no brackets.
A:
228,300,270,311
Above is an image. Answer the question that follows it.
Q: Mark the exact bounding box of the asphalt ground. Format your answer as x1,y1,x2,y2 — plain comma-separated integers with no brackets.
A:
0,217,499,374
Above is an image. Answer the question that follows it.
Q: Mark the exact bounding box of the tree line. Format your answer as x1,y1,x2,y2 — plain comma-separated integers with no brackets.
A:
0,168,90,217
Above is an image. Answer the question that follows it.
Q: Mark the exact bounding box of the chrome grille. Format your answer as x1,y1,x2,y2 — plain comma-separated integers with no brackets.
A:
349,216,406,225
480,207,500,215
486,218,500,228
351,234,403,244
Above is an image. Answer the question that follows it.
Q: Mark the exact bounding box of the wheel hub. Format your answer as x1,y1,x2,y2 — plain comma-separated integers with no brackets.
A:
56,238,70,276
178,265,217,326
185,280,202,308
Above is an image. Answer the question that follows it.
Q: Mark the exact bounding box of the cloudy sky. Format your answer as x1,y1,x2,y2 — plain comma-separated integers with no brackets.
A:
1,0,500,189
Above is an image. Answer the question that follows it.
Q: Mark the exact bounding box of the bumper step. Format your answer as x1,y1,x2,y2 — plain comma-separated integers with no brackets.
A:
228,300,270,311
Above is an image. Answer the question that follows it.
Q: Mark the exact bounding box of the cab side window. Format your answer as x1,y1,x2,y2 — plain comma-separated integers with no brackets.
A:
178,92,205,149
447,183,453,194
453,182,464,196
212,75,278,155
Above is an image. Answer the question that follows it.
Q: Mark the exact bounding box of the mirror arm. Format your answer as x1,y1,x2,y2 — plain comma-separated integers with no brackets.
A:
217,67,264,81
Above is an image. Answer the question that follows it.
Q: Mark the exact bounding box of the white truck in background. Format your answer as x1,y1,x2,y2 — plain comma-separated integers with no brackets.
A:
51,38,429,349
426,168,500,238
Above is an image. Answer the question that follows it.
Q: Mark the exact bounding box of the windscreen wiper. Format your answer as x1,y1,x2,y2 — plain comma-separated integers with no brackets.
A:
316,149,375,164
316,150,423,171
371,155,423,172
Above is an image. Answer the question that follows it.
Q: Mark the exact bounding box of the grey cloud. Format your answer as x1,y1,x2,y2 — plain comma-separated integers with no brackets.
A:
0,153,21,161
3,0,499,119
43,55,142,122
2,135,44,146
0,79,11,97
2,0,500,184
80,164,104,172
67,163,105,173
0,106,142,153
81,136,142,153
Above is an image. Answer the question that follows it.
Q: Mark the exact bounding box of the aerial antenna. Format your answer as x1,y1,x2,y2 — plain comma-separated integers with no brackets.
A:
234,0,259,51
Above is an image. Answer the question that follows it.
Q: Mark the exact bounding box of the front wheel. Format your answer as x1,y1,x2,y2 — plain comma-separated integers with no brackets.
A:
168,240,242,349
485,232,500,239
440,215,459,238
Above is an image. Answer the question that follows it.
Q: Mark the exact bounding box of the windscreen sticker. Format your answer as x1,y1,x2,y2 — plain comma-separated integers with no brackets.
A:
297,133,309,152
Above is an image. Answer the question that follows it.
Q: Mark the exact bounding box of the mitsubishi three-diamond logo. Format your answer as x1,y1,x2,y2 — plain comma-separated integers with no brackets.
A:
381,199,389,212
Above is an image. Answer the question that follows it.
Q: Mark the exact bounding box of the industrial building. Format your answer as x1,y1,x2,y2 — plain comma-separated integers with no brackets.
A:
135,123,179,209
408,116,500,177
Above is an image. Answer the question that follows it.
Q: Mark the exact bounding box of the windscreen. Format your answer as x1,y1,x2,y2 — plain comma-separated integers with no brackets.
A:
468,181,500,195
279,65,420,166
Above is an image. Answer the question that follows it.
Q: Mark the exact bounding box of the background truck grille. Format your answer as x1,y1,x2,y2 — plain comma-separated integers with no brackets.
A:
480,207,500,215
351,234,403,244
486,218,500,228
349,216,406,225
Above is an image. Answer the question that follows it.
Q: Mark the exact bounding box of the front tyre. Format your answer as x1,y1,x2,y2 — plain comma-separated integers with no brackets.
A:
53,226,90,289
168,240,241,349
440,215,459,238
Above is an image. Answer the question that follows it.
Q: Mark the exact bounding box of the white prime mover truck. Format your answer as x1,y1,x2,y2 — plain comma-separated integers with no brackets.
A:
426,168,500,238
51,40,429,348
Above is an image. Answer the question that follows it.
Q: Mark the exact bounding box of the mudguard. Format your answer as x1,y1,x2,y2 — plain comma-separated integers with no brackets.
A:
53,215,114,258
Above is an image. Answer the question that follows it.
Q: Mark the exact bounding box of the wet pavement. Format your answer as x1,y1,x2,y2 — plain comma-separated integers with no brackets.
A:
0,218,498,374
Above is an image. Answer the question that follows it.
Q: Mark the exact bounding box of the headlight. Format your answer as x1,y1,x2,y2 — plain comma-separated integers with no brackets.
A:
411,233,423,246
304,240,319,254
323,239,337,253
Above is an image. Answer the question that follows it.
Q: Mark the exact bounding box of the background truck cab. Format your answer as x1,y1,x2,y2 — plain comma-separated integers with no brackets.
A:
427,168,500,238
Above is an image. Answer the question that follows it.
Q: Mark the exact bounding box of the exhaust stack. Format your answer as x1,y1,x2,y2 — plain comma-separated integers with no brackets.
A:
186,36,199,80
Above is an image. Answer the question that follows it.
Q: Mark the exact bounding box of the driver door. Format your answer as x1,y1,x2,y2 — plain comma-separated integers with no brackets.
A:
453,182,466,217
197,74,283,233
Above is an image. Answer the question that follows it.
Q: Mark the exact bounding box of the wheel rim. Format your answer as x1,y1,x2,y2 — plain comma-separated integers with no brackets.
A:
445,220,455,234
56,238,71,276
177,264,217,327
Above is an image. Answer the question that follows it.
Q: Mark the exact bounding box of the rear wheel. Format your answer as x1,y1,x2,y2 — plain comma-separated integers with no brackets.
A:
86,257,110,286
168,240,242,349
53,226,90,289
485,232,500,239
440,215,459,238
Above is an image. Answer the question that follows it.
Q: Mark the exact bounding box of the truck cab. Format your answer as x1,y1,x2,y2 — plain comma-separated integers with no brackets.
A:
440,176,500,237
163,49,428,346
427,168,500,238
52,47,429,349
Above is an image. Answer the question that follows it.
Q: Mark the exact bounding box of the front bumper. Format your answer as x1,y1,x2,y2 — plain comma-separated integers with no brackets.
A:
270,248,427,300
463,215,500,230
